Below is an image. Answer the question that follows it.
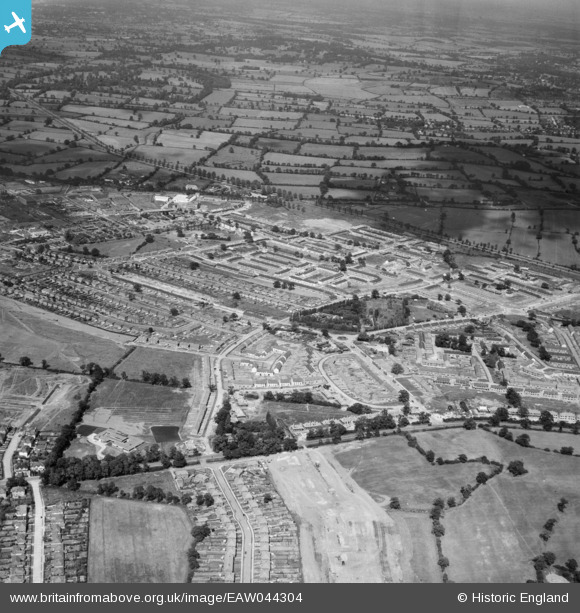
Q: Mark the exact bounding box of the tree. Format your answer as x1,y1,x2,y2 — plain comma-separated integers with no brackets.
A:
19,356,32,367
398,390,410,404
463,418,476,430
425,450,435,463
539,410,554,431
515,433,530,447
182,377,191,388
41,359,49,370
191,524,211,542
391,363,404,375
557,497,569,513
507,460,527,476
505,388,522,408
560,446,574,455
476,471,489,485
389,497,401,510
495,406,510,421
172,451,187,468
263,493,273,503
418,412,431,425
432,522,445,537
203,492,214,507
232,291,241,301
170,307,179,317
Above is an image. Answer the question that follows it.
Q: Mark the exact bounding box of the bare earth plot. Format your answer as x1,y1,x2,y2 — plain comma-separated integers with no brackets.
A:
89,498,192,583
0,366,88,429
268,448,405,583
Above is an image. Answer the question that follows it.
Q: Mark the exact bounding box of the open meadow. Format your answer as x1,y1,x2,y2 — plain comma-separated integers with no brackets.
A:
333,435,494,510
412,428,580,582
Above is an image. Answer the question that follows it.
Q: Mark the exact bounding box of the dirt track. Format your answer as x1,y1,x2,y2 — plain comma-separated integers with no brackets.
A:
267,448,407,583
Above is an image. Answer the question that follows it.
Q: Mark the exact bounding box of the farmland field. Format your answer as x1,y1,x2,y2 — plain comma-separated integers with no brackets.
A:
88,498,191,583
115,347,203,382
334,435,492,509
86,379,194,437
410,428,580,582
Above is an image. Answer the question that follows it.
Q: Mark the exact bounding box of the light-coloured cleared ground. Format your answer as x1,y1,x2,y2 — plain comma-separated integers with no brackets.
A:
267,448,406,583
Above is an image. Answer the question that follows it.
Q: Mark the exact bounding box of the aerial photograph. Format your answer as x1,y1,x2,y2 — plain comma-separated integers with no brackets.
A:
0,0,578,586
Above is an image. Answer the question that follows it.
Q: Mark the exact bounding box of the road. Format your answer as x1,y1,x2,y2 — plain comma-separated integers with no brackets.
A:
0,433,45,583
210,466,254,583
29,477,45,584
1,431,23,481
199,326,263,437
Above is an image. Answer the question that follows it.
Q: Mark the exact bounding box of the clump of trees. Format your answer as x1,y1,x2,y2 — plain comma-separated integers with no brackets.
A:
212,398,297,459
187,523,211,580
354,411,396,439
43,444,187,487
263,389,339,407
141,370,191,388
507,460,527,476
434,332,471,353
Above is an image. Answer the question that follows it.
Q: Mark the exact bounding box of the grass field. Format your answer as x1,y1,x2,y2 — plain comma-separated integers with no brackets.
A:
115,347,202,382
0,300,127,372
390,512,442,583
334,436,492,509
88,497,191,583
410,428,580,582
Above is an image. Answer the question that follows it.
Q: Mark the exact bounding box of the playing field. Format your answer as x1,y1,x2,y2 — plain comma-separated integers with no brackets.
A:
334,435,490,509
88,498,192,583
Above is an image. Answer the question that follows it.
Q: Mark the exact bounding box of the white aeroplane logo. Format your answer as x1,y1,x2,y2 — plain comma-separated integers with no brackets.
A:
4,12,26,34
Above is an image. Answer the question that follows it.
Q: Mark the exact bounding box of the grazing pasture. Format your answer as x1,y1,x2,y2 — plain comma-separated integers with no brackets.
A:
115,347,202,382
334,435,491,509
